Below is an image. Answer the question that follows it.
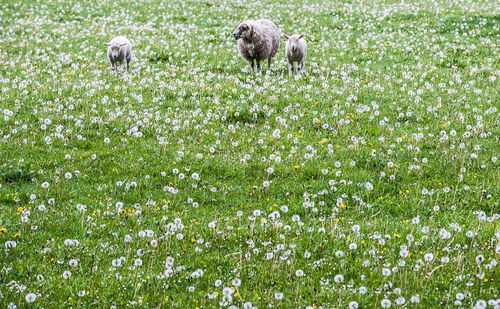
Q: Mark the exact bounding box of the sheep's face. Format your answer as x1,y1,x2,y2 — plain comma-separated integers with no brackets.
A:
105,43,127,60
233,23,251,40
284,34,305,52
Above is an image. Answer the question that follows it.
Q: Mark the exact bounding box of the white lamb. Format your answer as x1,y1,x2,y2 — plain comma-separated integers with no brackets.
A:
283,34,307,75
104,36,132,73
233,20,280,74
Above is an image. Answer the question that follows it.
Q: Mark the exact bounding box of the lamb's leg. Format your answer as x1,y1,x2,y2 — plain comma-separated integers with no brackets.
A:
256,60,261,74
268,57,272,73
288,62,294,76
126,59,130,72
249,60,255,74
298,61,305,74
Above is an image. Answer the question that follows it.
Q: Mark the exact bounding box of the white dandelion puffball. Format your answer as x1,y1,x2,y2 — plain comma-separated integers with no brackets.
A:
25,293,37,303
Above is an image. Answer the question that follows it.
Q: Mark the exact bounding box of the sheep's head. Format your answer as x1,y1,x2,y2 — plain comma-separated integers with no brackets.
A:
283,34,305,52
233,22,252,40
105,42,127,60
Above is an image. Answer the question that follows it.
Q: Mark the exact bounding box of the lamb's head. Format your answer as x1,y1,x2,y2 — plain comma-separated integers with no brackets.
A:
105,42,127,60
233,22,252,40
283,34,305,52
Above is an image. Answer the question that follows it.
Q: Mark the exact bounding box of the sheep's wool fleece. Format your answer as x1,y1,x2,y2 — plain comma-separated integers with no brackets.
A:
237,20,279,61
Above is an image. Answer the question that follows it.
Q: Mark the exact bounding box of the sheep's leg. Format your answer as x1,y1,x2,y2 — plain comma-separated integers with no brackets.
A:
268,57,272,73
249,60,255,74
298,61,305,74
126,59,130,72
113,61,118,73
110,60,115,72
288,62,294,76
256,60,261,74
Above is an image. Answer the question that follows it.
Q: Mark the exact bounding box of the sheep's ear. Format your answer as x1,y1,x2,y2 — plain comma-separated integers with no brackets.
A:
104,43,111,46
119,43,127,46
282,34,289,40
299,34,305,39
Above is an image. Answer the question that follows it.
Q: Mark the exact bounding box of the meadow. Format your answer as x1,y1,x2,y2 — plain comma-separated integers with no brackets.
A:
0,0,499,307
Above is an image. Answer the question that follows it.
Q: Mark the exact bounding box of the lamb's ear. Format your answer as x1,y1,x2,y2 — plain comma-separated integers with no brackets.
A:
282,34,289,40
104,43,111,46
299,34,305,39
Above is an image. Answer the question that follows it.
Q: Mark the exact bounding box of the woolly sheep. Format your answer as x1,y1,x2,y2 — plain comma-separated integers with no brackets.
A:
283,34,307,75
104,36,132,73
233,19,280,74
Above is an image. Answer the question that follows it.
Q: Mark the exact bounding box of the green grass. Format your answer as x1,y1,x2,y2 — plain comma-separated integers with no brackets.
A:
0,0,499,307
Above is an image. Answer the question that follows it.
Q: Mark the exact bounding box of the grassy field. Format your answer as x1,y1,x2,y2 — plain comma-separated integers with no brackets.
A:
0,0,499,307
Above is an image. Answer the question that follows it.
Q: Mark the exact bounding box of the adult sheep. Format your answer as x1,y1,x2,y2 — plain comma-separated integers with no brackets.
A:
233,20,280,74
